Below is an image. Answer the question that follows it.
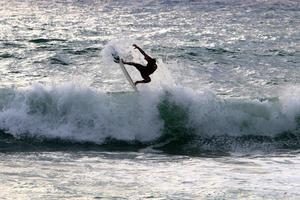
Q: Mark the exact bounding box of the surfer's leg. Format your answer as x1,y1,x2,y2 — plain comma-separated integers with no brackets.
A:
123,62,145,73
135,76,151,85
123,61,151,85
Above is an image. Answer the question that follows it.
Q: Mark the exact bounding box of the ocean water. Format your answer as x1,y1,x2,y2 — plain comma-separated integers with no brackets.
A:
0,0,300,199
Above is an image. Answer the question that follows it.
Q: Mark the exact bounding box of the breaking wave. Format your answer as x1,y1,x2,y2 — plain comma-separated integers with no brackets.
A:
0,84,299,154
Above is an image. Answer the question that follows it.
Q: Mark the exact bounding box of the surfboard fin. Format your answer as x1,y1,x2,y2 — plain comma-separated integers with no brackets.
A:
112,53,120,63
113,57,120,63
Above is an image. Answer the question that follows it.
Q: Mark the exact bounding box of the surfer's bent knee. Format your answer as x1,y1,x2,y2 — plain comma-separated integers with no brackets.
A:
144,76,151,83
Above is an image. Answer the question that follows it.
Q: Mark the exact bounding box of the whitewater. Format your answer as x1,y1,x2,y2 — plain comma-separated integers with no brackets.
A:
0,0,299,199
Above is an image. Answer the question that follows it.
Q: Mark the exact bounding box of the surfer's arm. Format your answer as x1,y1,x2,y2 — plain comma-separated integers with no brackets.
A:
133,44,152,61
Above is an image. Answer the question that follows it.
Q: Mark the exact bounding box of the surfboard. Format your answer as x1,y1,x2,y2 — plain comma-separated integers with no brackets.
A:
112,52,138,92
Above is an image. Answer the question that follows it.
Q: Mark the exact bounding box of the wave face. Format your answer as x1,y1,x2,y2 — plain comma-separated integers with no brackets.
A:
0,84,299,154
157,86,300,154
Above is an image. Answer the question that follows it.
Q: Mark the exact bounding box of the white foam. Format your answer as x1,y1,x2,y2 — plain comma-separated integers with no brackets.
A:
0,82,299,144
0,83,163,143
167,85,299,137
279,85,300,121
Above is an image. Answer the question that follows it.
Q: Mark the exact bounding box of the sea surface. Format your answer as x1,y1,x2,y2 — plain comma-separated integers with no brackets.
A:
0,0,300,199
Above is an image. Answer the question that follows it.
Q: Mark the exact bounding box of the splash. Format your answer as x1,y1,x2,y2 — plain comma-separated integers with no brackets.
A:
100,40,176,91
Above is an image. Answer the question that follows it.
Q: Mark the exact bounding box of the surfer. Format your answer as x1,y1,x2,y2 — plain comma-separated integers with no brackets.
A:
114,44,157,86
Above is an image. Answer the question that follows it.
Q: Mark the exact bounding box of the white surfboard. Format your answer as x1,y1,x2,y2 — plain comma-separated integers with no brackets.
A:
112,53,138,92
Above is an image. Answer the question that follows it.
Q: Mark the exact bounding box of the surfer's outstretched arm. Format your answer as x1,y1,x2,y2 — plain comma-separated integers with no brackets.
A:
133,44,152,61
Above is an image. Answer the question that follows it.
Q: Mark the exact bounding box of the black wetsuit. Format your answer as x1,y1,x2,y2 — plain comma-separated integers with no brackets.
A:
125,58,157,82
121,45,158,85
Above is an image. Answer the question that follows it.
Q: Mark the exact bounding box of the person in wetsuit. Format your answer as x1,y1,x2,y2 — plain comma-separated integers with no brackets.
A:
117,44,157,86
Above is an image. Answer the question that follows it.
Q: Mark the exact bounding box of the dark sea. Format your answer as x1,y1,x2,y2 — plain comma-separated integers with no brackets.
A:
0,0,299,199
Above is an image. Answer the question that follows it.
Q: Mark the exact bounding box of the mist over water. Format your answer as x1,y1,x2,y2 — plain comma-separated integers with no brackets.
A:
0,0,300,199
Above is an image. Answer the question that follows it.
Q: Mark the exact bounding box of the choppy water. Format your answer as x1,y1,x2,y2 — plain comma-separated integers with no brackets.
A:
0,0,300,199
